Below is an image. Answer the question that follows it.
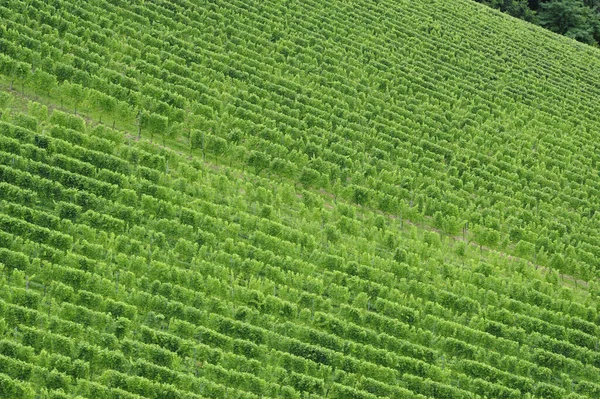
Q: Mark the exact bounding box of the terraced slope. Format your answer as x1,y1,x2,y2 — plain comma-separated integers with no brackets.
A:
0,0,599,398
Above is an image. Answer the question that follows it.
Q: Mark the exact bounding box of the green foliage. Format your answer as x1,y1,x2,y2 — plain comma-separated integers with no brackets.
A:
13,113,37,132
472,225,499,251
174,238,198,263
62,82,86,114
13,62,30,94
299,167,322,187
205,133,227,159
477,0,600,45
539,0,600,44
190,129,203,151
0,92,12,110
30,69,56,97
247,150,270,174
545,269,560,285
474,262,493,277
0,2,599,399
0,373,34,399
87,89,116,123
140,111,168,143
352,186,370,206
27,101,48,122
515,240,535,259
56,202,80,222
302,191,323,209
325,224,341,243
534,381,566,399
393,248,407,263
423,231,441,248
454,241,467,258
49,110,85,132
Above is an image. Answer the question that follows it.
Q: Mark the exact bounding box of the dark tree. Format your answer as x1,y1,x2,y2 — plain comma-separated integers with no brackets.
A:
538,0,599,44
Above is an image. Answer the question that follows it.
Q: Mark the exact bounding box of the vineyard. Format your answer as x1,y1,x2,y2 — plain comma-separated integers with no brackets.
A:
0,0,600,398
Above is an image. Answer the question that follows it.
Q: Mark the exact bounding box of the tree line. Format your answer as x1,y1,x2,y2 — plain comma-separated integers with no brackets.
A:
476,0,600,45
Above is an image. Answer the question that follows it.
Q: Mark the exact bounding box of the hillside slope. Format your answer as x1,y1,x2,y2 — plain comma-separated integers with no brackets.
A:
2,96,599,399
2,0,600,278
0,0,600,398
